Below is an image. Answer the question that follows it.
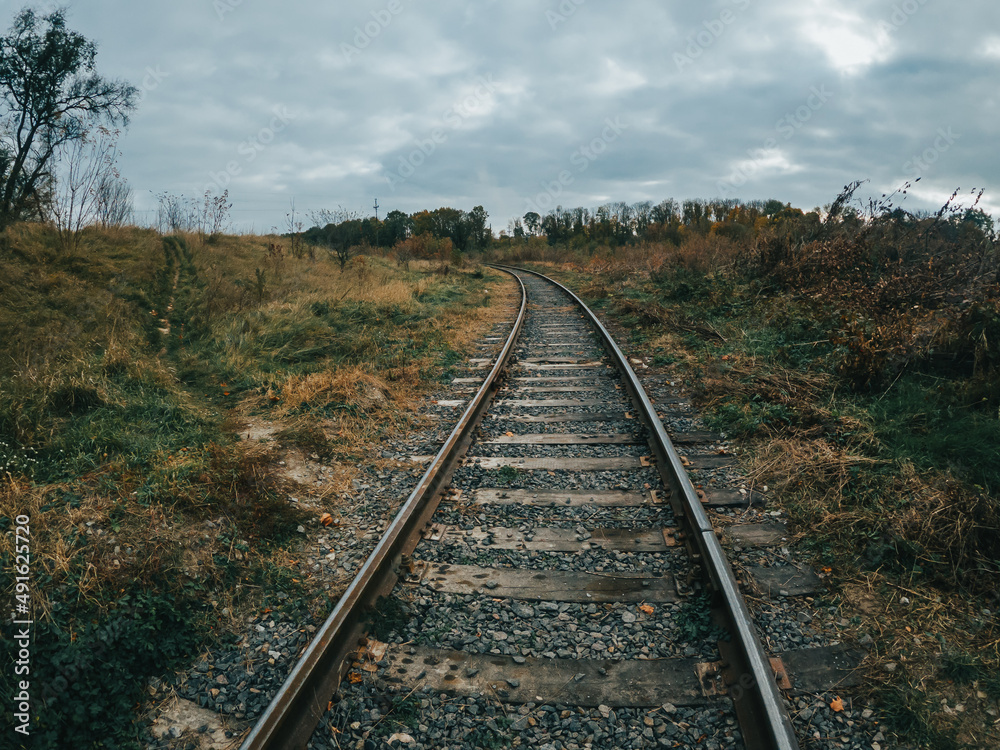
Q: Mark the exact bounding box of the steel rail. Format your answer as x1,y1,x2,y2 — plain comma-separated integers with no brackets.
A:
493,265,800,750
239,269,528,750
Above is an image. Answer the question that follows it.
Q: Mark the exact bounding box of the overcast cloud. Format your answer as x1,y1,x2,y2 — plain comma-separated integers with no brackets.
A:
30,0,1000,232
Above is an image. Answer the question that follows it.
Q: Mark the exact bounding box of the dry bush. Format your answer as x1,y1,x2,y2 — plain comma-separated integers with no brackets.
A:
751,437,1000,595
274,366,394,417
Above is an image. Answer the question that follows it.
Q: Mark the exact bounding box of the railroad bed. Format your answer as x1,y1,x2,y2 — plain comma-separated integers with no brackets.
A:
239,268,869,750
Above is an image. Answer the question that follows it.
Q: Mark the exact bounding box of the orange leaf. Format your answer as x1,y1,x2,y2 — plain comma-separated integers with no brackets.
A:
348,672,363,684
830,697,844,712
320,513,335,527
639,605,655,615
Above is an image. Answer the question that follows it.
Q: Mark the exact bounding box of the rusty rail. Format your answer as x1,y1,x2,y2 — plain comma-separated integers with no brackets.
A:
239,269,527,750
494,265,800,750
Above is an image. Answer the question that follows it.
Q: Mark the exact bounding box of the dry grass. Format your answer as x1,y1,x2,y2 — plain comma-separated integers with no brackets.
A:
0,223,518,746
274,366,395,417
534,249,1000,748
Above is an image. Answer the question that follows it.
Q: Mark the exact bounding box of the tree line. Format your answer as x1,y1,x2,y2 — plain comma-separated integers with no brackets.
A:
504,198,804,248
0,7,136,237
302,204,491,268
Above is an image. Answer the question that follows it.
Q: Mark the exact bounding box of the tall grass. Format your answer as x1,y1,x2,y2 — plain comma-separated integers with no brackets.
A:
0,223,507,748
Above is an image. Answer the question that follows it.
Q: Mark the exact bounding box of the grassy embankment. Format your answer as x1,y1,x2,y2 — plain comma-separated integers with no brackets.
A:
500,199,1000,749
0,224,505,749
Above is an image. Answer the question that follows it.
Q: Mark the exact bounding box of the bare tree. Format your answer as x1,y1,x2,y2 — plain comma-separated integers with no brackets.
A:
308,205,363,270
285,198,305,258
201,189,231,236
0,8,137,226
50,127,121,252
155,192,199,234
307,205,360,228
95,170,133,227
93,130,132,227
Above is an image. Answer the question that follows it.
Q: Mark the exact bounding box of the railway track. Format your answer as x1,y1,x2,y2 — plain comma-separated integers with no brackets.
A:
239,266,861,750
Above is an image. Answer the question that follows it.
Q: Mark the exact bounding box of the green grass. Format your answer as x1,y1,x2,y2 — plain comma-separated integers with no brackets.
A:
878,683,965,750
494,465,521,485
705,397,795,438
367,595,409,642
0,586,204,750
870,375,1000,493
675,592,727,643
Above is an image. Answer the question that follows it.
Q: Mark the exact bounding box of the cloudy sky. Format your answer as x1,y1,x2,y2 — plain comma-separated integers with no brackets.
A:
32,0,1000,232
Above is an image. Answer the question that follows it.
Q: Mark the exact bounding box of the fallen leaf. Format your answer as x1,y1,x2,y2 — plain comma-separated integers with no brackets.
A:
387,734,415,745
830,696,844,712
347,672,363,684
639,605,655,615
505,432,514,437
320,513,335,527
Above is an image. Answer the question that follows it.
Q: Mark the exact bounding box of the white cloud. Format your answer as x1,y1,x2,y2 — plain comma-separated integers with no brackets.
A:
589,58,648,96
788,1,893,75
981,35,1000,60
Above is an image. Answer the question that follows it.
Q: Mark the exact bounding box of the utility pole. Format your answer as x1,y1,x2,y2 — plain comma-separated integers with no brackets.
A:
373,198,380,247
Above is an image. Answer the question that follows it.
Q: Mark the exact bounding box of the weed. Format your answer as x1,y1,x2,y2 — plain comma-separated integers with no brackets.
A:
376,693,423,737
367,596,409,642
496,465,520,485
877,683,962,750
466,718,512,749
870,375,1000,494
939,652,982,685
0,586,203,750
675,592,727,643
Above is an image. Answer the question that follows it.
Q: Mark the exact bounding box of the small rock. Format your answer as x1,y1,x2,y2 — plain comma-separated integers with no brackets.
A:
884,662,898,673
